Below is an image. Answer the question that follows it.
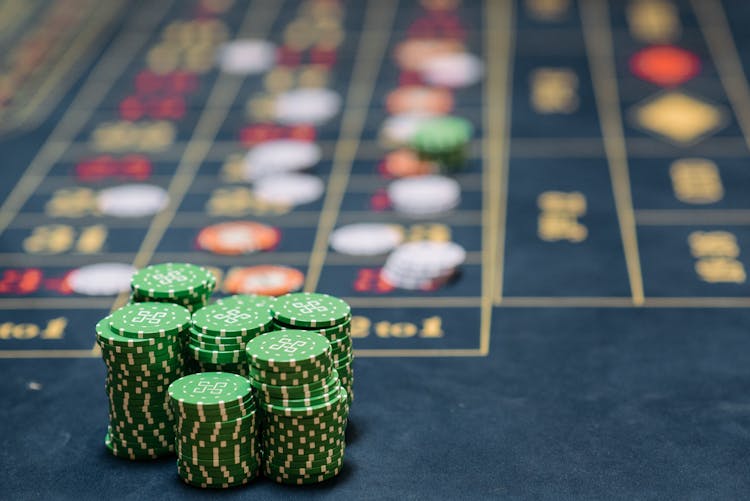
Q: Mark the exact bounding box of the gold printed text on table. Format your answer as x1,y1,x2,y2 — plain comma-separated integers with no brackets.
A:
537,191,587,242
531,68,579,114
627,0,680,44
688,231,746,283
670,158,723,204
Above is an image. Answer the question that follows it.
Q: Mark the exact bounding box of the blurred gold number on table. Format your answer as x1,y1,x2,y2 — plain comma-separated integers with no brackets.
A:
206,187,290,216
0,317,67,340
91,121,175,152
23,224,107,254
670,158,723,204
398,223,451,243
46,188,97,217
530,68,579,114
220,154,245,183
525,0,569,21
537,191,587,242
627,0,680,44
688,231,746,283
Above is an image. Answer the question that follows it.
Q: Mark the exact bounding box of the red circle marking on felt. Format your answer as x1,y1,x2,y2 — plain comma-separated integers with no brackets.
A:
630,45,701,87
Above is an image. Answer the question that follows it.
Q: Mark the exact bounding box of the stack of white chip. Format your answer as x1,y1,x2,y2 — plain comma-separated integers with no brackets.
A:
387,175,461,217
380,241,466,290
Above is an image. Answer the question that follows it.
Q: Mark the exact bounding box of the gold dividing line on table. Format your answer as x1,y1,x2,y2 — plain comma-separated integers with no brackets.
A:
692,0,750,155
636,209,750,226
580,0,645,306
303,0,396,293
485,0,516,351
0,1,175,238
111,0,282,310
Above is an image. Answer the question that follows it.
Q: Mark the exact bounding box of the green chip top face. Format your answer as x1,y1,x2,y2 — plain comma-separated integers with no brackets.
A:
131,263,215,298
168,372,250,406
109,302,190,338
245,330,331,366
192,301,273,336
217,294,276,310
412,116,473,151
271,293,351,328
96,316,160,347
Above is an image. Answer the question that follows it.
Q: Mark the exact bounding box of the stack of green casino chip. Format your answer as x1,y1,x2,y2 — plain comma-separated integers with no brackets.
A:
245,330,348,485
129,263,216,313
271,292,354,404
168,372,260,488
96,302,190,460
410,115,473,173
186,295,275,376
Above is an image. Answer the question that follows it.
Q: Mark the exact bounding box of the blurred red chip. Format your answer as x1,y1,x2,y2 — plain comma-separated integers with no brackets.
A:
630,45,700,87
386,86,454,115
379,149,438,178
224,265,304,296
196,221,280,255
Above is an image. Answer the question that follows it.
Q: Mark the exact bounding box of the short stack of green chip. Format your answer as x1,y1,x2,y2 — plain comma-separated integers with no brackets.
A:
168,372,260,488
271,292,354,404
185,295,275,376
411,115,473,173
245,330,348,484
130,263,216,313
96,302,190,460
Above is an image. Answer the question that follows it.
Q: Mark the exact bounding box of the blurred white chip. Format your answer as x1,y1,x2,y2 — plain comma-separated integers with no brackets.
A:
217,39,276,74
253,173,324,206
66,263,136,296
273,88,342,125
329,223,404,256
243,139,321,180
387,175,461,217
97,184,169,217
421,52,484,88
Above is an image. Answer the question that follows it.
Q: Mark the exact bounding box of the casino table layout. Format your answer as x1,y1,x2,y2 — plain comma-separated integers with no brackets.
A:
4,0,750,498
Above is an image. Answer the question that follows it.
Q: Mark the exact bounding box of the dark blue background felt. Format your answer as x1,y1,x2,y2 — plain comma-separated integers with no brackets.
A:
3,0,750,499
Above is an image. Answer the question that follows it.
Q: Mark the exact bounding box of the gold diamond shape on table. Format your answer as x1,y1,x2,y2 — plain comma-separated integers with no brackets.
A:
629,91,728,146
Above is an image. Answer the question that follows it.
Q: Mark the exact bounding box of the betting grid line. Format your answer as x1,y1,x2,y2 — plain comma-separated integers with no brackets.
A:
691,0,750,156
0,1,175,239
110,0,283,311
580,0,646,306
484,0,515,354
13,1,127,128
302,0,397,293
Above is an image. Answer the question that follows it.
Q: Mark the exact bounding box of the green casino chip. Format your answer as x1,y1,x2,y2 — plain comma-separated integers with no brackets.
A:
217,294,276,310
108,302,190,339
270,293,351,328
275,318,351,343
131,262,215,299
168,372,251,408
192,301,273,337
245,329,331,368
187,345,245,365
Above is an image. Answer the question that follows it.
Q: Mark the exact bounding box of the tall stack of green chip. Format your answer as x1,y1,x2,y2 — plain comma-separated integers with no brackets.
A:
245,330,348,485
411,115,473,173
168,372,260,488
271,292,354,404
130,263,216,313
96,302,190,460
186,295,275,376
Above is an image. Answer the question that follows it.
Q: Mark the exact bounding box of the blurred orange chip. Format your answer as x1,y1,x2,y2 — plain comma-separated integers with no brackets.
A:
379,148,438,178
224,265,304,296
393,39,464,72
197,221,279,255
386,86,454,115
